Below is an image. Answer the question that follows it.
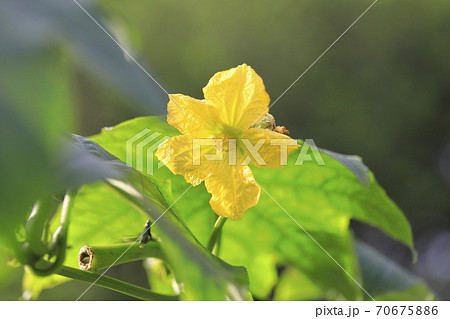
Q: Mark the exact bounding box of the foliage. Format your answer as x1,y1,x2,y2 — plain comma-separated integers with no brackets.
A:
4,113,428,300
84,116,419,300
0,0,440,301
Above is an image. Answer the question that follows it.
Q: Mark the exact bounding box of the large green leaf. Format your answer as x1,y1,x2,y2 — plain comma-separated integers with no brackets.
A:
91,116,414,299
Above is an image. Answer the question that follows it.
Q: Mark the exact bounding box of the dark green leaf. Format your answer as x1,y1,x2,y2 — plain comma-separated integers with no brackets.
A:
356,240,432,299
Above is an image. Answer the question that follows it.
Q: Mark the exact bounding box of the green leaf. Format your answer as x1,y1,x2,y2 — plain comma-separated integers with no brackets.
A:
90,116,414,300
274,267,324,301
374,285,434,301
221,215,361,299
356,240,433,300
253,143,414,250
143,258,178,295
316,145,370,188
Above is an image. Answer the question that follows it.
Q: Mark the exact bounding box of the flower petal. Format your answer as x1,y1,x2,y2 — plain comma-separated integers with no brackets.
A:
167,94,219,137
204,162,261,220
241,128,299,167
155,135,216,186
203,64,270,131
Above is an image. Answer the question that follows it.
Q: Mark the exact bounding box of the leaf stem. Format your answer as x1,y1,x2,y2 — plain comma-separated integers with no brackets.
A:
206,216,227,252
77,242,165,271
56,265,179,300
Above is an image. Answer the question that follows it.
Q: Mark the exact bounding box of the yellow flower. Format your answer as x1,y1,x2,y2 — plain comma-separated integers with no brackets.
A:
156,64,298,220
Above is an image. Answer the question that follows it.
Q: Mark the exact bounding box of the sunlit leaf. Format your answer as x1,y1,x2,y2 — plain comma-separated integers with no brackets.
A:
274,267,324,301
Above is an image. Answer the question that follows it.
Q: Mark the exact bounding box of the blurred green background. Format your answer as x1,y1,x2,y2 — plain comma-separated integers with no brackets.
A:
0,0,449,300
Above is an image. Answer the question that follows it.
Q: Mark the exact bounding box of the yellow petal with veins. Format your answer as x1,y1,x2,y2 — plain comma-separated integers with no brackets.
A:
167,94,220,137
204,161,261,220
203,64,270,131
241,128,299,168
155,135,217,186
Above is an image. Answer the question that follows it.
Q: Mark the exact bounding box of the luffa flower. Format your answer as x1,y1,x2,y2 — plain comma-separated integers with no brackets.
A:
156,64,298,220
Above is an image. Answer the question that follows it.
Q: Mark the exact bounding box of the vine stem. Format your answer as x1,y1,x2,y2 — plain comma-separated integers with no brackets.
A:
25,195,59,257
55,264,179,301
206,216,227,252
77,242,165,271
26,191,76,276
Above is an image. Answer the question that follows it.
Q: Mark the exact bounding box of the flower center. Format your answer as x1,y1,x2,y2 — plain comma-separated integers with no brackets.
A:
214,133,235,153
